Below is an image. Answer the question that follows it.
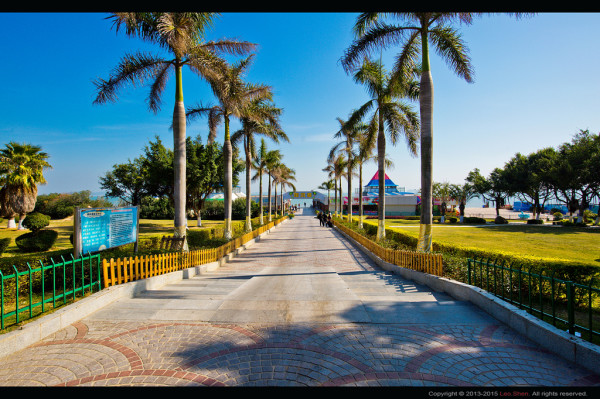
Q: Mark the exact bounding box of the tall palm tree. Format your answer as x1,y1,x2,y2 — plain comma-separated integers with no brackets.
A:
324,154,347,217
93,12,255,248
274,164,296,215
341,13,532,250
232,98,287,232
329,117,358,223
343,56,419,241
187,55,271,239
318,180,335,211
265,149,282,222
0,142,51,229
252,139,269,225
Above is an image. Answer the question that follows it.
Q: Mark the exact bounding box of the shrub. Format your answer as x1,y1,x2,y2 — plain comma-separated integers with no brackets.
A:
15,229,59,252
463,217,486,224
0,237,10,256
527,219,544,224
553,212,563,221
22,212,51,233
494,216,508,224
448,217,458,223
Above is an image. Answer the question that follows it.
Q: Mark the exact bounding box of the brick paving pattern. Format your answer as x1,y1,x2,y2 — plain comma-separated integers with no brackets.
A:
1,209,599,387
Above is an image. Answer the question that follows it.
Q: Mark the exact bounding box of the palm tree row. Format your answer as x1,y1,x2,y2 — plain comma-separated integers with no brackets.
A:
93,12,292,244
339,12,529,251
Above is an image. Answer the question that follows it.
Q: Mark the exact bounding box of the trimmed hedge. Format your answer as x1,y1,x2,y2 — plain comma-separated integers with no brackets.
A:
0,238,10,257
15,230,58,253
337,218,600,288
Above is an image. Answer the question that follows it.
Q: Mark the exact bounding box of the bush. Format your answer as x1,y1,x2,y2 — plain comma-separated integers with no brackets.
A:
448,217,458,223
463,217,487,224
553,212,563,221
0,237,10,256
527,219,544,224
22,212,51,233
15,229,59,252
494,216,508,224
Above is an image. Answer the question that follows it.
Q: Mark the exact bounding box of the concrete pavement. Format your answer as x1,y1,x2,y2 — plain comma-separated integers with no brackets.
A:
0,208,599,387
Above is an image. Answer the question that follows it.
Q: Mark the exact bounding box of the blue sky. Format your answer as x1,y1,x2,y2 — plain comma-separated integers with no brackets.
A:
1,12,599,204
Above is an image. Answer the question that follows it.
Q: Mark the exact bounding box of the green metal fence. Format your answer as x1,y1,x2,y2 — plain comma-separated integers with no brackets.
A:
467,257,600,343
0,253,102,329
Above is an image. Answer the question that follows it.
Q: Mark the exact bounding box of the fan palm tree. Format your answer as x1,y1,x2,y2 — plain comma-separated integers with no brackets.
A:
341,13,533,250
0,142,51,229
93,12,255,248
343,56,419,241
186,55,271,239
232,98,287,232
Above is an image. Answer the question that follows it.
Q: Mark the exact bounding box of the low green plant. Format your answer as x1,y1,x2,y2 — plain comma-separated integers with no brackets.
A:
22,213,51,233
0,237,10,257
15,230,59,252
527,219,544,224
494,215,508,224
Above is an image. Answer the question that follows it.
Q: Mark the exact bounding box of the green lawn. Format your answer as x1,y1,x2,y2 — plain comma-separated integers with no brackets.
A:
362,218,600,266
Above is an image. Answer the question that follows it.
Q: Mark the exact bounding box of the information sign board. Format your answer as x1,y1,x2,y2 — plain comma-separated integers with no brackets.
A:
73,206,139,257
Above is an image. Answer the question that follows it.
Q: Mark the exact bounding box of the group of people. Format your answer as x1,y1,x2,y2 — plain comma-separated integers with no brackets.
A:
317,210,332,227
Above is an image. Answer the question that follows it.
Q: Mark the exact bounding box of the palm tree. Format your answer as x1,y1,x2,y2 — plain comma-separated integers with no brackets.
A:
329,117,358,223
232,98,287,232
318,180,335,211
0,142,51,229
274,164,296,215
186,55,271,239
343,56,419,241
324,154,347,217
341,13,531,250
265,149,282,222
93,12,255,248
252,139,269,225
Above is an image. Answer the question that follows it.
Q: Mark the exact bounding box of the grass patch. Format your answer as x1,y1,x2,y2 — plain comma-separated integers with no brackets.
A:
364,218,600,266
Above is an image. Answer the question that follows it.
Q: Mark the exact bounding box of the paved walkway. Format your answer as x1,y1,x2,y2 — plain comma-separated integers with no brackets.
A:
1,208,599,387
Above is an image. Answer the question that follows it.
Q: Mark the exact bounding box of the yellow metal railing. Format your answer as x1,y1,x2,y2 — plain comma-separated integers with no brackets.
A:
333,220,443,277
102,217,286,288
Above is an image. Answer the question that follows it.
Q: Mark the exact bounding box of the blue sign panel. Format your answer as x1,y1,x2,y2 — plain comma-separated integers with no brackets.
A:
79,207,138,253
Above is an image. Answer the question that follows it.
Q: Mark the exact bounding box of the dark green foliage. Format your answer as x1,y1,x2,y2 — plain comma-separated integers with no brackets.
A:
0,237,10,256
463,217,486,224
494,215,508,224
527,219,544,224
22,212,51,232
140,196,174,219
15,230,58,252
34,191,113,219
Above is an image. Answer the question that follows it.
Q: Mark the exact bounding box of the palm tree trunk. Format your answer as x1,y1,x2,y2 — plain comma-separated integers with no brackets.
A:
417,31,433,252
347,161,352,223
259,171,264,225
377,112,386,242
223,115,233,240
333,179,338,216
244,135,252,232
359,163,363,229
172,61,188,250
268,173,272,222
273,181,278,217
